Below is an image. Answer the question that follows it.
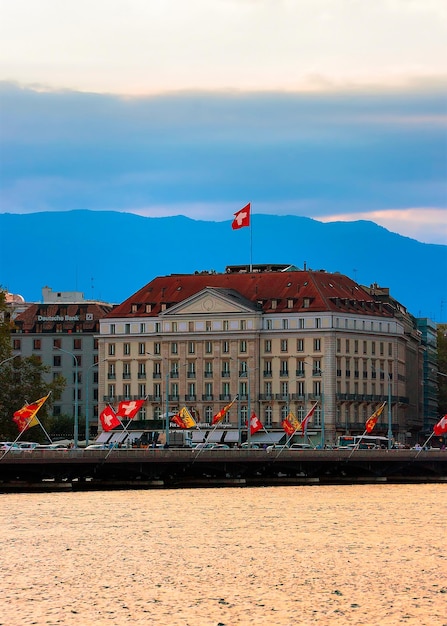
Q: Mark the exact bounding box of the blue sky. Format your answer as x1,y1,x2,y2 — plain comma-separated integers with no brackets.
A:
0,0,446,244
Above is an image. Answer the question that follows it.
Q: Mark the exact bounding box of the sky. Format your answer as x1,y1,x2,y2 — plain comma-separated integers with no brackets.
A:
0,0,446,245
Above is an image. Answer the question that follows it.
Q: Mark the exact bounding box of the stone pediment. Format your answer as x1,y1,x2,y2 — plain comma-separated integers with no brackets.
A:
162,287,259,316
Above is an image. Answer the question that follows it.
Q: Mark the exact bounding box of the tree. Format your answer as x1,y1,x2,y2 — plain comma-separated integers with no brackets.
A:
0,289,65,440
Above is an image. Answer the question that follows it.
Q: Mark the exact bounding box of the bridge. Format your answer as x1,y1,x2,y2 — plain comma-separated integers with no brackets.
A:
1,448,446,491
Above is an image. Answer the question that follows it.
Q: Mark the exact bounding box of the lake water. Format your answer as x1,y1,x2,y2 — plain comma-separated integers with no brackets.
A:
1,484,446,626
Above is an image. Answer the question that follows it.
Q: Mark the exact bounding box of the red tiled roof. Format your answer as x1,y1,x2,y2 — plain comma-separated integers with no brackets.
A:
13,303,114,333
106,270,392,318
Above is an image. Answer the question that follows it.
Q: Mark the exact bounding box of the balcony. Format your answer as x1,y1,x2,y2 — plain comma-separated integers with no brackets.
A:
187,372,196,378
122,374,131,379
202,394,214,401
204,372,213,378
263,371,272,378
168,394,179,402
221,371,231,377
107,374,116,380
184,395,196,402
153,373,162,379
259,394,273,401
296,370,305,378
279,370,289,377
137,373,146,379
219,394,232,401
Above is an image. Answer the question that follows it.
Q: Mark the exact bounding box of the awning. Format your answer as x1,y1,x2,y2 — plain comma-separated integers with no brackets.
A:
222,431,239,443
251,432,285,445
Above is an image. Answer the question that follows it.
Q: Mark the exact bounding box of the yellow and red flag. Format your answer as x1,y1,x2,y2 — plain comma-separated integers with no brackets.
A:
171,407,197,429
212,398,237,425
365,402,386,433
13,394,50,432
282,417,296,436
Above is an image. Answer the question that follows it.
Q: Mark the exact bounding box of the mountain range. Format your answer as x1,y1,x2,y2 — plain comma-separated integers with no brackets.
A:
0,210,446,322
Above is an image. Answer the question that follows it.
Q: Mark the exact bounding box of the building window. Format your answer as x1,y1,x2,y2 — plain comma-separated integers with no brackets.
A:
239,360,248,376
108,343,115,356
264,339,272,353
205,406,213,423
354,340,358,354
138,342,146,355
380,342,384,356
140,323,146,333
155,322,161,333
314,338,321,352
240,319,246,331
53,356,61,367
108,363,116,379
265,319,273,330
123,343,131,356
271,299,277,309
110,324,115,334
315,318,321,328
299,318,305,329
280,339,288,352
206,321,212,331
204,361,213,377
222,381,230,397
264,360,272,376
204,382,213,397
280,360,288,376
172,322,178,333
222,341,229,353
264,381,272,397
297,339,304,352
188,341,195,354
138,383,146,397
188,382,196,398
53,338,61,349
240,340,247,353
288,299,293,309
33,339,41,350
205,341,213,354
345,339,350,353
145,304,151,313
189,321,194,332
303,298,310,308
222,361,231,377
223,320,229,331
138,362,146,378
282,319,288,330
154,342,161,355
13,339,21,350
297,381,305,396
123,384,131,398
371,342,376,355
125,323,131,334
108,384,115,398
264,406,272,427
171,342,178,355
123,362,131,379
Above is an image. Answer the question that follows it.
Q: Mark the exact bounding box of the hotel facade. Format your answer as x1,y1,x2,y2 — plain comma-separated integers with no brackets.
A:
97,265,425,446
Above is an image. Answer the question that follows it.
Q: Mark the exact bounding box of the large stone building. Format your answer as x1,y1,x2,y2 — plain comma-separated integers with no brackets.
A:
97,265,425,446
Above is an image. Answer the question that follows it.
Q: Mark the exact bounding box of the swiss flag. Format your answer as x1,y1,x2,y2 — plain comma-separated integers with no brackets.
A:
116,399,145,419
434,414,447,436
250,412,263,435
99,406,121,432
232,203,250,230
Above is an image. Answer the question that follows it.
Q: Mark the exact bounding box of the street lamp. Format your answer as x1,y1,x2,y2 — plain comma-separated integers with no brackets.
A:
56,347,79,448
304,360,324,447
85,358,107,447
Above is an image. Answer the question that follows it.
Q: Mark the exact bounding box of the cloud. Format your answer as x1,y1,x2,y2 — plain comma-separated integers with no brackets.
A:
0,81,446,244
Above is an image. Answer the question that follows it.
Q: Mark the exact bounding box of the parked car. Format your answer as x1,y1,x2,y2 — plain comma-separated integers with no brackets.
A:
289,443,313,450
85,444,109,450
17,442,40,450
0,441,20,451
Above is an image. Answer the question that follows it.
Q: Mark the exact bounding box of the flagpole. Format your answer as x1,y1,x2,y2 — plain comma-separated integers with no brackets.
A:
249,210,253,272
